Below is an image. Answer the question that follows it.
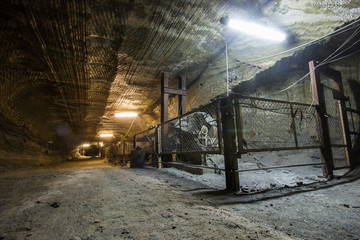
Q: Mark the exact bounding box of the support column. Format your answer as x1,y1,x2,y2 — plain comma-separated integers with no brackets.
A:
309,61,334,177
318,65,354,169
133,135,137,149
178,73,186,115
221,97,240,192
122,142,126,165
161,72,169,123
160,72,187,163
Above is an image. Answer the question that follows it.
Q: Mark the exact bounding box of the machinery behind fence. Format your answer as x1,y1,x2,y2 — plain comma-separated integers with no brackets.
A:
159,101,221,154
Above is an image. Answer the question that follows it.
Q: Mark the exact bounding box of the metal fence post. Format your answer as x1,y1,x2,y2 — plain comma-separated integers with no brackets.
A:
221,97,240,192
290,103,299,148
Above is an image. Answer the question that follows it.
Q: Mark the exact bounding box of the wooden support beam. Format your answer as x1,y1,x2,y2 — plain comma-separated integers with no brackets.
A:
178,73,186,115
160,72,187,163
133,135,137,149
234,97,244,154
221,97,240,192
309,61,334,177
164,87,186,96
161,72,169,123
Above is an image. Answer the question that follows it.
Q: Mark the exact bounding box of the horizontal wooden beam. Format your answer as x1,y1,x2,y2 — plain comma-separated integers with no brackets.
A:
164,87,186,96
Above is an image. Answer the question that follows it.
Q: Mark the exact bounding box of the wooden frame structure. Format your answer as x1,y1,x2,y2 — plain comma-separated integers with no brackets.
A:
309,60,353,177
161,72,186,122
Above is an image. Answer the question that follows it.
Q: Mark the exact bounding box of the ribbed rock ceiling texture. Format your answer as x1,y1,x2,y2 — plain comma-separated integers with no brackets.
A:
1,0,360,153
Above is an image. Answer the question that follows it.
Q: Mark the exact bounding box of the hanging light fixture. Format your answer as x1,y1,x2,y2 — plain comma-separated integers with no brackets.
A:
220,16,287,42
114,112,138,118
99,133,114,138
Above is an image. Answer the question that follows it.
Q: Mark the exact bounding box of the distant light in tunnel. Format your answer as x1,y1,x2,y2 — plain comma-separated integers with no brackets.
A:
82,144,90,147
99,133,113,138
115,112,138,118
227,19,286,42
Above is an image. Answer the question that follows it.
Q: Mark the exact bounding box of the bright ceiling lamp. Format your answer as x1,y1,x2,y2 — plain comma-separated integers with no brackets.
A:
114,112,138,118
227,19,286,42
99,133,113,138
82,144,90,147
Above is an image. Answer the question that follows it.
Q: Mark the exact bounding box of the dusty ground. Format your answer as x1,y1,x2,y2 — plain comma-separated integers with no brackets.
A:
0,157,359,240
0,158,292,240
159,149,360,240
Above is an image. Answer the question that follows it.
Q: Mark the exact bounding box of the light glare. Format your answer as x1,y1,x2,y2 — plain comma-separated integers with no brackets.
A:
228,19,286,42
82,144,90,147
115,112,138,118
99,133,113,137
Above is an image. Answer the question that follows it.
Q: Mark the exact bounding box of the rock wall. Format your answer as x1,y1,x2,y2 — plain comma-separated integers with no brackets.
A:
0,113,65,167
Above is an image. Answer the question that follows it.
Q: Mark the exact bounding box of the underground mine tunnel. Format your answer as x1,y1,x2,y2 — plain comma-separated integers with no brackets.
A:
1,0,360,239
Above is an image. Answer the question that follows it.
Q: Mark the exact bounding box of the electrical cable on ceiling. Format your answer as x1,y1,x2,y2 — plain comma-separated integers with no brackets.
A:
259,24,360,100
210,19,360,70
323,49,360,65
321,26,360,64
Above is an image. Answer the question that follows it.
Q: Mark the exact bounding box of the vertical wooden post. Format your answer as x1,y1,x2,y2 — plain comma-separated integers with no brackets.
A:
216,101,223,154
161,72,169,123
221,97,240,192
155,126,162,169
161,73,169,163
178,73,186,115
161,72,187,162
338,100,354,168
309,61,334,177
322,67,354,169
133,134,137,149
234,97,244,155
122,142,126,165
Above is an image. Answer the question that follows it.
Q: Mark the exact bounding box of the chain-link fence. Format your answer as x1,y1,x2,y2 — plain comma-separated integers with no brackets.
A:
131,92,355,176
132,96,321,156
159,101,221,154
133,127,156,153
232,96,320,153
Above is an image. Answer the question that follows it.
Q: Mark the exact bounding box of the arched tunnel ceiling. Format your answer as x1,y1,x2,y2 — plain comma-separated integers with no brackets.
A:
1,0,360,147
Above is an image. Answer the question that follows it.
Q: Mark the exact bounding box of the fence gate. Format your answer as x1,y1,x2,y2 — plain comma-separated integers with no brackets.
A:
309,61,353,175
